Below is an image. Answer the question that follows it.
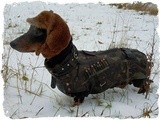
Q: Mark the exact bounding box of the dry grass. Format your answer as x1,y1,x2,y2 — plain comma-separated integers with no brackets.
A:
110,2,158,16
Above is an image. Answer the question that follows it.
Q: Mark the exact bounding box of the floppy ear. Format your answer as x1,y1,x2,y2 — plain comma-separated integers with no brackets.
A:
41,12,71,55
39,29,71,58
45,32,70,54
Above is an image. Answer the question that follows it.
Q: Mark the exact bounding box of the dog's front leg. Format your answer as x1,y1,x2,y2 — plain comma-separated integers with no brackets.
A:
73,96,84,106
51,76,56,88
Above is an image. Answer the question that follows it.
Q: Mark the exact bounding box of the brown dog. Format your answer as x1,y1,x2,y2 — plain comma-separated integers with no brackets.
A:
10,10,152,105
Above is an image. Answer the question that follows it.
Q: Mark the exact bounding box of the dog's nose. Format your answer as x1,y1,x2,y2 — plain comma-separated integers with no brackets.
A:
10,41,16,48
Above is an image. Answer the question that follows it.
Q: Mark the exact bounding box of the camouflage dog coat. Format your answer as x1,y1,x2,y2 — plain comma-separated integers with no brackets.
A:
45,40,150,103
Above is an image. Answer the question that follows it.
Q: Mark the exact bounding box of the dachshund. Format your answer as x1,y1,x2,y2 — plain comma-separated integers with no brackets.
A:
10,10,152,105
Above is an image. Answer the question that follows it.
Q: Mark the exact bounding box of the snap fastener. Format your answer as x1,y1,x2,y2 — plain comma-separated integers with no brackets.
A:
68,88,71,92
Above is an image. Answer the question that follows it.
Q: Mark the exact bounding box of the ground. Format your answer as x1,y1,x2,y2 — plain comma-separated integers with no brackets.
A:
2,1,159,118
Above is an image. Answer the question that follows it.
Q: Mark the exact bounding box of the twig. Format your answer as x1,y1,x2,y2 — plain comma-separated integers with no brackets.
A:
142,100,158,118
29,56,40,91
145,22,157,99
81,111,89,117
30,84,43,105
3,48,10,82
54,107,61,116
35,107,44,116
76,105,79,117
10,108,18,119
100,107,106,116
32,66,45,69
16,73,22,104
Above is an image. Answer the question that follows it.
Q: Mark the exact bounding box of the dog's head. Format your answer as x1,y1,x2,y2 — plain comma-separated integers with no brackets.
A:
10,10,71,59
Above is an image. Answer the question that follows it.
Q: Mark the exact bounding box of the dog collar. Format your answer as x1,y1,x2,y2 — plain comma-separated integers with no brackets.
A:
45,43,79,77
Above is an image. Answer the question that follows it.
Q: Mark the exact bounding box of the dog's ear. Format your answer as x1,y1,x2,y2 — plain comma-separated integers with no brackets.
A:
46,13,71,56
45,34,71,57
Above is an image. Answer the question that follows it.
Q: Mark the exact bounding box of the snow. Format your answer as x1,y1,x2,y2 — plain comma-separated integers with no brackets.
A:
3,1,159,118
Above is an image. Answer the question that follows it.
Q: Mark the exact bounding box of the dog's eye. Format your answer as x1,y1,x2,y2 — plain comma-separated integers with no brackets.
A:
35,30,43,36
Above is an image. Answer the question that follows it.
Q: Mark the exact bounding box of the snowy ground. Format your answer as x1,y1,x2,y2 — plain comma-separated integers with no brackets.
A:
3,2,159,118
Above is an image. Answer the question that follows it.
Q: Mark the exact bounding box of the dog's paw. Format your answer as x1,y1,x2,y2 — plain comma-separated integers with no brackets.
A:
73,97,84,106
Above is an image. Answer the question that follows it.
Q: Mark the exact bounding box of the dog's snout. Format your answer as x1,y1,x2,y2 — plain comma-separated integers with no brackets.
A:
10,41,17,48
